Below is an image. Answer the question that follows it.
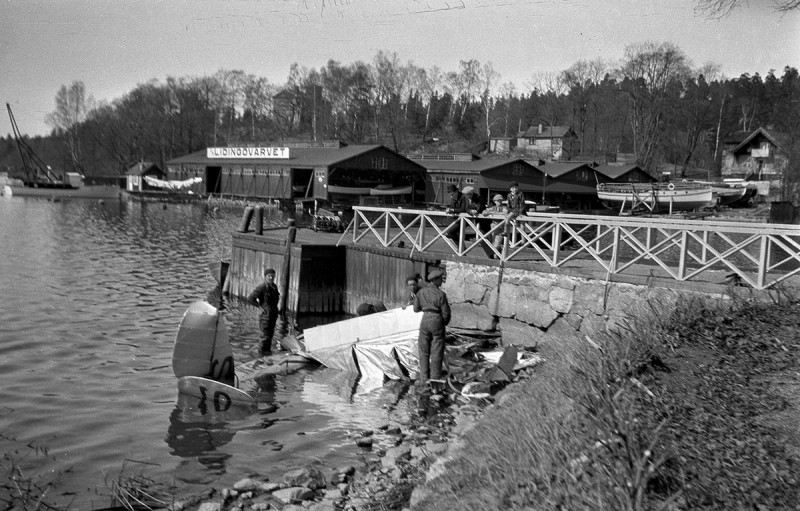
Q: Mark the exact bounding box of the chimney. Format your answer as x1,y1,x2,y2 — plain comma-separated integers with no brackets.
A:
538,123,543,134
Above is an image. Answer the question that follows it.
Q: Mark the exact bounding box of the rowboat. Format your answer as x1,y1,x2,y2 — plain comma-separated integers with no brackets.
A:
597,182,714,213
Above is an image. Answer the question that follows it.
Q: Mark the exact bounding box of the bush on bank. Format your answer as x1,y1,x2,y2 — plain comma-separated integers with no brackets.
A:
410,291,800,510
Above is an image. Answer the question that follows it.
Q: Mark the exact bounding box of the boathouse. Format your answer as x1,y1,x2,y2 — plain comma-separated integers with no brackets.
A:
533,161,601,210
478,159,546,201
166,142,427,207
417,157,542,205
721,128,788,199
125,161,164,193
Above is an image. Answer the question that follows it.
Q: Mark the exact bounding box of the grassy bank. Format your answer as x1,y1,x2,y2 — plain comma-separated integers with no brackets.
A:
411,292,800,510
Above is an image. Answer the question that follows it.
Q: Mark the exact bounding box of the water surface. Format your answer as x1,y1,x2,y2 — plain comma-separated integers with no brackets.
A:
0,196,421,509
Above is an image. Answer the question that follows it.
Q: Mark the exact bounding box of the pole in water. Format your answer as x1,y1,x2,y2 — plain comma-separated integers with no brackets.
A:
254,206,264,235
277,219,297,339
238,206,254,233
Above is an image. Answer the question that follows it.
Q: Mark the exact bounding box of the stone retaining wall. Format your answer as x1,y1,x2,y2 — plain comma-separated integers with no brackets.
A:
440,260,726,348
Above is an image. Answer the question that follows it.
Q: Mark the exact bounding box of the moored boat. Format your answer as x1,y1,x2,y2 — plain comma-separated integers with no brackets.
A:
597,182,714,213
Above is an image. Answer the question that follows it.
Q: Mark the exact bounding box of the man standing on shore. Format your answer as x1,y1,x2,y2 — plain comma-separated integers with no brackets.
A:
248,268,281,354
413,268,451,385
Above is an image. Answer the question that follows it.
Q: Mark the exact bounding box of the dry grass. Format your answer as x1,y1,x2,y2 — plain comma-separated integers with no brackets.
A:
411,290,800,510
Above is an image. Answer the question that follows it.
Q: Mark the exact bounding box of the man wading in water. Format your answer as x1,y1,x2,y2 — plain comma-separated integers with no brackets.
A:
413,269,451,388
248,268,281,354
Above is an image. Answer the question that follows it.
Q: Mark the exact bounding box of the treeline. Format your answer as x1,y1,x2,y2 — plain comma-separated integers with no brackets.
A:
2,42,798,181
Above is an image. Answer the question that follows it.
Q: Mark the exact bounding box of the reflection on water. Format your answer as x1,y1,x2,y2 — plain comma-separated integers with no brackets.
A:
0,196,432,509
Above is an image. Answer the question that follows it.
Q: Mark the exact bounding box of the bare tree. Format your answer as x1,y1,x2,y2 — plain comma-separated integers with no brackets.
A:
696,0,799,17
479,62,500,144
526,70,568,126
45,81,94,172
414,66,443,143
617,41,692,171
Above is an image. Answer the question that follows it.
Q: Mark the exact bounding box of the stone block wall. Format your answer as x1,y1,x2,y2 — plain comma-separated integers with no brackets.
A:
440,261,719,349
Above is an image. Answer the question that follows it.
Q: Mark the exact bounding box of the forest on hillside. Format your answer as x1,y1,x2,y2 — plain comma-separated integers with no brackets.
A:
1,41,798,185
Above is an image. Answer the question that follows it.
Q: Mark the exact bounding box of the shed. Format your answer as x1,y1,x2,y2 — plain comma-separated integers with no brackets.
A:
125,161,163,193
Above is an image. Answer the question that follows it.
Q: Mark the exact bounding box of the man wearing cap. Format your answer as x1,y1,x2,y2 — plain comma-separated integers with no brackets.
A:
445,184,469,214
413,268,451,384
247,268,281,353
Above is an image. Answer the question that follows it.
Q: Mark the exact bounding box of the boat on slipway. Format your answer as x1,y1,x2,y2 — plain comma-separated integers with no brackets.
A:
710,180,758,207
597,181,714,214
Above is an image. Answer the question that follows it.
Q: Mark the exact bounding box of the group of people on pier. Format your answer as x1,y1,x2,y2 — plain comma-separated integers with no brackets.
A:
445,181,527,256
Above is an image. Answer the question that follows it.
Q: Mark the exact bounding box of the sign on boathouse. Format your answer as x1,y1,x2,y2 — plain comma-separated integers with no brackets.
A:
206,147,290,159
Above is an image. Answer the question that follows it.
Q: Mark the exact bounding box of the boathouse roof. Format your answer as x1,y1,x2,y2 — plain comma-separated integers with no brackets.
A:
415,158,533,173
125,161,162,176
167,145,424,171
593,164,655,181
536,161,592,178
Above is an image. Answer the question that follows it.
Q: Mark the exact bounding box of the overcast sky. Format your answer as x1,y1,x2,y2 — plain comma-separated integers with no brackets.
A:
1,0,798,138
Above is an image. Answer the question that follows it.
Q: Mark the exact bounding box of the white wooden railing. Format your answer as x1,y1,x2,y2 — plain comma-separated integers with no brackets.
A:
337,206,800,291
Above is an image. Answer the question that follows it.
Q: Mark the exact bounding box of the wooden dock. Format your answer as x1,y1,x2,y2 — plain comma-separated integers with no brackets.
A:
227,225,439,316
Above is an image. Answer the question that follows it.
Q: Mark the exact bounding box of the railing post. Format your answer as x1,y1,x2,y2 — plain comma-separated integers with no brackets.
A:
553,221,562,265
611,225,620,275
352,209,360,241
678,230,688,281
458,215,465,256
757,234,769,289
701,230,709,264
418,213,426,248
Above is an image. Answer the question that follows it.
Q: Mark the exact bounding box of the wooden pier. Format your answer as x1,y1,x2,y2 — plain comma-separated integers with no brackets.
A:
226,223,439,316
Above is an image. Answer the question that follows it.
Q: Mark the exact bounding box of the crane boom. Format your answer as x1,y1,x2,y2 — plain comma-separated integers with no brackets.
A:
6,103,77,188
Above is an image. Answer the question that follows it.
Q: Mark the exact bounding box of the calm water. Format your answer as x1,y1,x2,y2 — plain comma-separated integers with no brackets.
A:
0,196,420,509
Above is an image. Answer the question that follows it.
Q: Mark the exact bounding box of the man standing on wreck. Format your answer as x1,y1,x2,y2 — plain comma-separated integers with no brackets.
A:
413,269,451,384
248,268,281,354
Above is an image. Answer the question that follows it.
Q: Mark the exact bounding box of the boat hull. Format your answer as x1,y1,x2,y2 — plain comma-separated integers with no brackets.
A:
597,184,714,212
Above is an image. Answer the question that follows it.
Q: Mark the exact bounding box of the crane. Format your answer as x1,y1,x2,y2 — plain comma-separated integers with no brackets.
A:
6,103,79,188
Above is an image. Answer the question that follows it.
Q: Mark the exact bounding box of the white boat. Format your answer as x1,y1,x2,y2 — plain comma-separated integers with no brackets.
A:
597,182,714,213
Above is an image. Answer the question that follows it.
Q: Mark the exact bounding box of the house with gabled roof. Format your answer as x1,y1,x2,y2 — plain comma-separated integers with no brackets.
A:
722,128,788,189
515,124,579,160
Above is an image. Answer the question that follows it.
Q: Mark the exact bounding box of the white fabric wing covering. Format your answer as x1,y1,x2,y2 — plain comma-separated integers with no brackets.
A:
144,176,203,190
304,307,422,380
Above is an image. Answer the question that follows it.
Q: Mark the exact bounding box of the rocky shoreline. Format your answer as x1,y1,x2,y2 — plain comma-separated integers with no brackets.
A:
164,386,496,511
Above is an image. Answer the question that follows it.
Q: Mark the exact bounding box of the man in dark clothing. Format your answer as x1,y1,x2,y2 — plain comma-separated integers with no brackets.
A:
413,268,451,383
248,268,281,353
506,181,527,219
445,184,469,244
446,184,469,214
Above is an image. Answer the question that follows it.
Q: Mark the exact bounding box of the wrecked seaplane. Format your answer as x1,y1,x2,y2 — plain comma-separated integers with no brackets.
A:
301,307,544,398
171,301,315,415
